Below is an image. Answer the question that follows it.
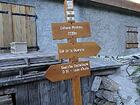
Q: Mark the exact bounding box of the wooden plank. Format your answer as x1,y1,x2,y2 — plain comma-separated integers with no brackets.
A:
26,6,37,47
45,61,91,82
2,3,13,48
81,76,92,104
16,84,29,105
52,22,91,40
12,5,27,42
12,5,25,14
58,42,101,59
26,6,35,15
39,81,51,105
72,77,82,105
0,3,4,50
28,82,40,105
18,5,26,42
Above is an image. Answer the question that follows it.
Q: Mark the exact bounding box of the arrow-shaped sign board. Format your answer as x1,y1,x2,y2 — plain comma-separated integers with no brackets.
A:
45,61,91,82
52,22,91,40
58,42,101,60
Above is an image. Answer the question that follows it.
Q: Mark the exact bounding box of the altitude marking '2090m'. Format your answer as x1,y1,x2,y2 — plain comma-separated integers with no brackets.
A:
52,22,91,40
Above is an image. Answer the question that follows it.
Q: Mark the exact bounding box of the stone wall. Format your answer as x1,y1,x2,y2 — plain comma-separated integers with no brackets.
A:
92,67,140,105
1,0,140,56
92,76,121,105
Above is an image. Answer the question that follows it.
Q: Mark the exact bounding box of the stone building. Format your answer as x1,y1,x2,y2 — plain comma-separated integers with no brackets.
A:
1,0,140,56
0,0,140,105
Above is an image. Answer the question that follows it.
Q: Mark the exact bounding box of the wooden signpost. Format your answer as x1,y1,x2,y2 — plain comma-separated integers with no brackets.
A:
45,0,101,105
52,22,91,40
45,61,90,82
58,42,100,60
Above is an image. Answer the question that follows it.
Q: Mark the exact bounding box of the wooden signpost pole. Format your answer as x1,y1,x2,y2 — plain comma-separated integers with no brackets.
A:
65,1,82,104
45,0,101,105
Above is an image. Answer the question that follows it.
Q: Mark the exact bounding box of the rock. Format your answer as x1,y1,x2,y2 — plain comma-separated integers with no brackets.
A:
98,99,106,105
101,76,119,91
94,98,106,105
87,103,92,105
121,96,132,105
104,101,116,105
126,66,138,76
130,67,140,83
136,80,140,87
132,76,140,83
91,76,102,92
109,65,139,105
94,97,101,104
136,86,140,93
115,92,123,105
135,98,140,105
95,90,104,99
102,90,116,102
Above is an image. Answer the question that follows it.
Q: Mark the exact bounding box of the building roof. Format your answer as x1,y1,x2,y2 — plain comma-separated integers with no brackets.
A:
91,0,140,12
77,0,140,14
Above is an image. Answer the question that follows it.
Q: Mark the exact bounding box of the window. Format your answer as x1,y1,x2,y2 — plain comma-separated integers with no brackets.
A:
126,26,139,49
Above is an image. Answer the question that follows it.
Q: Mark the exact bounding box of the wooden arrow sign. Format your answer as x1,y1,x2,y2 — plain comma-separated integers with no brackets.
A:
58,42,101,59
52,22,91,40
45,61,91,82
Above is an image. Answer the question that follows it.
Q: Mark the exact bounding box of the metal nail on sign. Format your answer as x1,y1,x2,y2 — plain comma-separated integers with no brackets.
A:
52,22,91,40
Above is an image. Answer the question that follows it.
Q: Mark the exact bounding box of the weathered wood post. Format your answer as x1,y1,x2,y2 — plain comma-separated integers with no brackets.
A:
45,0,101,105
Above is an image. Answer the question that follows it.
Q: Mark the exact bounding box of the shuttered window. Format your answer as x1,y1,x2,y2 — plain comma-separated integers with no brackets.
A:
126,26,139,49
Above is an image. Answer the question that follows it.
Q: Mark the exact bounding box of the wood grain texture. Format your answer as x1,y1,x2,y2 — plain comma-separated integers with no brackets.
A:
12,5,27,42
0,3,13,53
26,6,37,47
28,82,41,105
0,67,119,105
0,3,4,49
58,42,101,59
2,3,13,48
72,77,82,105
0,2,37,53
16,84,29,105
0,78,93,105
39,81,51,105
45,61,91,82
52,22,91,40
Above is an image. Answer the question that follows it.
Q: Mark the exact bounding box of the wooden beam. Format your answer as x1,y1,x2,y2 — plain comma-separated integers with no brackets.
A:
72,76,82,105
90,0,140,12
